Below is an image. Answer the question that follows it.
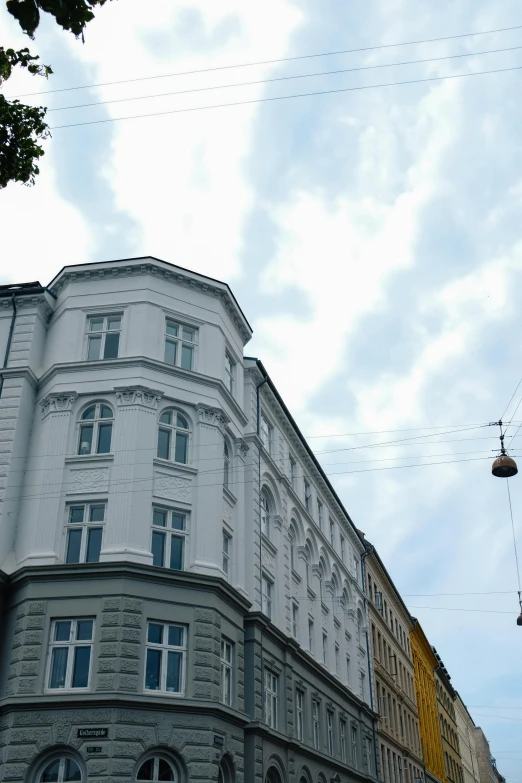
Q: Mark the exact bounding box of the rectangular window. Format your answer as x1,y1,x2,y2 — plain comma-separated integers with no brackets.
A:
260,413,273,454
322,632,328,665
296,690,304,741
360,671,366,699
340,719,347,762
262,576,273,619
317,499,323,530
327,710,335,756
290,455,297,490
329,518,336,548
47,618,94,690
353,556,360,584
65,503,104,564
308,619,314,653
335,643,340,675
346,654,351,683
292,602,299,638
304,480,312,512
165,320,196,370
222,530,231,578
366,738,374,775
340,534,346,563
351,725,358,768
151,508,187,570
225,352,235,394
312,699,320,748
264,669,278,729
86,314,121,361
221,638,233,706
144,621,186,694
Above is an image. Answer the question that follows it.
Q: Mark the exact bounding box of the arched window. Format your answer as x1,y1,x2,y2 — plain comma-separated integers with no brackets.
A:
218,757,235,783
157,410,189,464
289,525,297,571
38,757,82,782
78,403,113,455
261,491,271,538
304,542,313,588
265,768,283,783
357,609,364,644
224,441,230,488
136,756,176,782
318,562,324,601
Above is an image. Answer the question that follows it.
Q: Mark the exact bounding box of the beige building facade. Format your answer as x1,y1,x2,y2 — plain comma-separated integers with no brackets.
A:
365,542,425,783
455,693,479,783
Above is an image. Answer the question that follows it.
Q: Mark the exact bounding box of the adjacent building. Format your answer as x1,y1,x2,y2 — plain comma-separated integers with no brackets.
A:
0,260,378,783
410,620,446,783
365,543,424,783
474,728,505,783
433,651,464,783
454,693,479,783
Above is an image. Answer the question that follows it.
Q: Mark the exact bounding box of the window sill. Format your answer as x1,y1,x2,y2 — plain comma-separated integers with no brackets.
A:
153,458,198,475
223,485,237,505
65,454,114,464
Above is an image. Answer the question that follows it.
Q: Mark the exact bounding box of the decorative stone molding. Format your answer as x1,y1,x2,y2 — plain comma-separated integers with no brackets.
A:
235,438,249,460
115,385,163,409
41,392,78,419
196,404,231,433
154,472,192,502
272,513,283,531
261,545,276,577
223,497,234,526
69,467,109,493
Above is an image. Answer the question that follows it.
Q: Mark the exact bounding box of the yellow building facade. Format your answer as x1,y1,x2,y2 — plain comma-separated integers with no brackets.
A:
410,619,446,783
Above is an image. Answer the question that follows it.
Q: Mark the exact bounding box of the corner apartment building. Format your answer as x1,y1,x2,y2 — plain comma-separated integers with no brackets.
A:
0,259,378,783
410,621,445,783
454,694,479,783
433,653,463,783
365,544,425,783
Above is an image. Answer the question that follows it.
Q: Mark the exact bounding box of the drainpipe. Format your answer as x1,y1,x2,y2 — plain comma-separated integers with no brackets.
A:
362,542,380,780
0,293,18,399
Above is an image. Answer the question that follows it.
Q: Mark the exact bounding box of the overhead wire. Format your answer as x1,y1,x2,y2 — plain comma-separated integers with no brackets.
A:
46,44,522,114
506,480,522,594
11,22,522,99
49,64,522,130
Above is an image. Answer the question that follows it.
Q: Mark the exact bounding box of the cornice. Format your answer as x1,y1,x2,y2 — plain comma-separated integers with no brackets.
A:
40,391,78,419
36,356,249,426
115,385,163,409
48,259,252,344
196,403,231,434
0,293,54,322
0,367,38,387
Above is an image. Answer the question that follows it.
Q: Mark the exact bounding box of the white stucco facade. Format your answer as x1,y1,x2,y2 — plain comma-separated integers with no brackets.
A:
455,694,479,783
0,257,370,702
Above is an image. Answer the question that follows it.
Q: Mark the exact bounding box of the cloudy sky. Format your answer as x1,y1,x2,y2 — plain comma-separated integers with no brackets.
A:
2,0,522,776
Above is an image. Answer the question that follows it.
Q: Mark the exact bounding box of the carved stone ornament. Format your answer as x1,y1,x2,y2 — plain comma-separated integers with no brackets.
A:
70,468,109,493
261,545,276,577
115,386,163,409
235,439,249,460
196,404,231,433
154,472,192,502
41,392,78,419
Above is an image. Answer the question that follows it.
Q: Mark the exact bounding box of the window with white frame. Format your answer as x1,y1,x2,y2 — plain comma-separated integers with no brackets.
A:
221,637,233,706
157,410,189,464
222,530,231,578
335,642,340,676
37,757,83,783
289,526,297,570
351,725,358,768
308,619,314,653
86,314,121,361
327,710,335,756
264,669,278,729
304,480,312,513
340,534,346,563
223,440,231,488
144,622,186,694
295,689,304,741
322,631,328,665
260,413,273,454
135,756,177,782
346,654,351,683
292,602,299,638
65,503,104,564
151,508,187,570
225,352,235,394
312,699,320,748
78,403,113,455
47,618,94,690
260,491,271,538
317,499,324,530
340,719,347,762
329,518,336,548
164,320,196,370
262,575,273,619
290,455,297,490
360,671,366,699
